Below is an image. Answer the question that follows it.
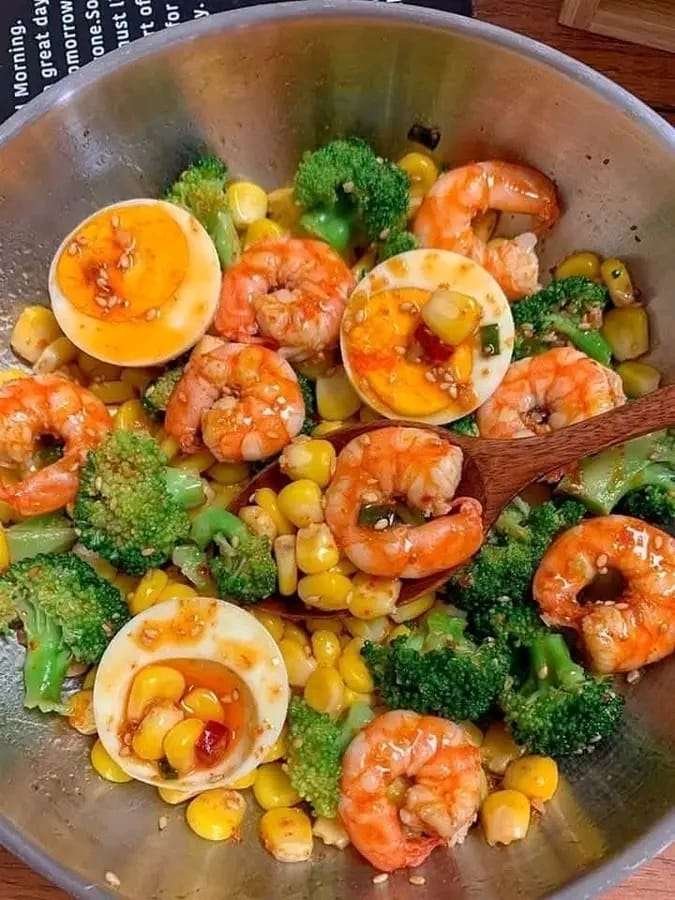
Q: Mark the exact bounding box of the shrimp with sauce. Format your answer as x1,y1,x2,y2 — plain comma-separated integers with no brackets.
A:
0,374,111,516
477,347,625,439
165,343,305,462
214,238,355,360
413,161,560,299
339,710,482,872
533,516,675,673
324,426,483,578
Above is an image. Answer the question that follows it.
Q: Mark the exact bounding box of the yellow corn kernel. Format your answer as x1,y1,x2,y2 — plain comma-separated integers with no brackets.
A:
398,152,439,201
389,592,435,624
129,569,169,615
555,251,601,281
387,624,411,643
480,790,531,846
306,616,343,635
297,571,352,612
277,479,324,528
120,367,155,394
296,523,339,575
450,341,474,385
280,438,336,488
77,352,120,382
316,366,361,421
260,807,313,862
11,306,62,363
312,420,348,437
313,816,350,849
254,763,300,810
0,525,9,574
481,722,523,775
67,689,97,735
343,616,390,642
255,488,295,535
238,505,278,542
274,534,298,597
358,405,382,424
347,573,401,620
304,667,345,716
311,630,342,667
461,721,484,747
174,450,215,474
283,622,310,648
504,755,559,802
601,258,635,307
338,639,374,693
278,638,317,687
181,687,226,724
343,687,372,707
113,574,139,602
263,730,287,763
330,556,357,577
244,218,286,248
209,461,250,485
226,181,268,230
267,187,302,232
114,399,154,434
601,305,650,361
89,380,136,405
163,717,205,775
421,289,481,347
0,368,27,386
253,608,286,642
90,739,132,783
83,664,98,690
617,360,661,398
33,335,78,374
157,582,198,604
132,702,185,761
127,664,186,721
159,433,180,462
186,789,246,842
158,786,195,805
207,483,243,509
228,768,258,790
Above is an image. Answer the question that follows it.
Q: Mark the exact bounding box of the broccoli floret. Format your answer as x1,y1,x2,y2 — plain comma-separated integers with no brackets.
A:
74,431,205,575
190,507,276,605
377,228,418,262
362,609,511,721
294,138,410,253
286,697,373,817
0,553,128,713
620,484,675,526
295,371,318,436
500,633,624,756
447,413,479,437
143,366,184,418
513,277,611,364
165,156,240,268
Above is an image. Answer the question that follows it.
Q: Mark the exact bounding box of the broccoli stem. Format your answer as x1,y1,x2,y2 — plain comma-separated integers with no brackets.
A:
530,634,585,692
338,702,374,752
163,468,205,510
190,507,246,550
20,602,71,713
300,203,355,253
6,515,77,563
548,314,612,365
172,545,213,592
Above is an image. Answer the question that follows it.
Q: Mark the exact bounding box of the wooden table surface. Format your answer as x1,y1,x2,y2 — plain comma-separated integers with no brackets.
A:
1,1,674,897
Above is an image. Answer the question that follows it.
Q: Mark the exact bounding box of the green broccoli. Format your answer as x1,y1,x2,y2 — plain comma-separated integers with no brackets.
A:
165,155,240,268
286,697,373,817
294,138,410,254
5,514,76,561
621,484,674,526
512,277,611,364
500,633,624,756
190,507,276,605
377,228,418,262
0,553,128,713
362,609,511,721
74,430,205,575
447,413,479,437
295,371,318,436
143,366,184,418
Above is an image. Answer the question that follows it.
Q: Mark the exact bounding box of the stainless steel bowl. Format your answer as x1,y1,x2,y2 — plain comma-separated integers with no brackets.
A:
1,3,674,898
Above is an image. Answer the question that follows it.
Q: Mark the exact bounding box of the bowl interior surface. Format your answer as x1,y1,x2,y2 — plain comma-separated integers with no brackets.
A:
0,4,674,899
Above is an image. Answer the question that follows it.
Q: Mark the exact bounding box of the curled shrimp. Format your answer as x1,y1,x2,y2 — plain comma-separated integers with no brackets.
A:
0,374,111,516
477,347,625,439
413,161,560,299
164,343,304,462
324,426,483,578
533,516,675,673
214,237,355,360
339,710,482,872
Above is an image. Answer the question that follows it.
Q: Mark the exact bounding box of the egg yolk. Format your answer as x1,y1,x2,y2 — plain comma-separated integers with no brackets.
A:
56,204,189,323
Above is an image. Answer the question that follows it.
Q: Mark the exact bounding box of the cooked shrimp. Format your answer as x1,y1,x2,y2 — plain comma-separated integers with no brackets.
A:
324,426,483,578
214,238,355,361
533,516,675,673
477,347,625,439
339,710,481,872
165,343,304,462
413,161,560,299
0,374,111,516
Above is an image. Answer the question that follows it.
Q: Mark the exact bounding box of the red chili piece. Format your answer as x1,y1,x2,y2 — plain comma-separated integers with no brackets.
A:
195,720,231,766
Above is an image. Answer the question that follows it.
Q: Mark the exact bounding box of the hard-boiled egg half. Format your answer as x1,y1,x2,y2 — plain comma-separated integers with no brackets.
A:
49,199,221,367
93,597,288,790
341,249,514,424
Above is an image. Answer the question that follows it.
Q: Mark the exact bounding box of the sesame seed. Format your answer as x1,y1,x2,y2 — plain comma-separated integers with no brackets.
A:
395,345,406,356
448,384,458,398
626,669,641,684
342,181,355,194
373,518,389,531
111,215,120,228
615,602,629,609
373,874,389,884
355,309,366,324
118,252,132,270
145,308,158,321
409,875,426,886
67,241,80,256
654,535,663,549
424,372,436,383
94,295,108,308
379,228,391,240
105,871,121,888
141,547,155,557
158,816,168,831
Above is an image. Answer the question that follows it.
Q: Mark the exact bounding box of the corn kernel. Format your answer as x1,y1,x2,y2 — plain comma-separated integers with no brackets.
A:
228,768,258,790
262,730,287,763
255,488,295,535
343,616,390,642
158,786,195,805
311,630,342,667
267,187,302,232
330,556,358,577
280,439,336,488
338,638,374,693
306,616,343,635
207,483,243,509
226,182,268,230
347,573,400,620
0,524,9,574
33,336,78,374
316,366,361,421
601,305,650,361
555,251,601,281
244,218,285,248
389,592,435,624
91,739,132,783
181,688,226,724
174,450,216,474
481,722,522,775
254,763,300,810
89,380,136,405
114,398,154,434
278,638,317,687
313,816,350,849
274,535,298,597
186,789,246,841
133,702,185,761
304,667,345,716
127,664,186,721
238,505,278,542
450,341,474,384
0,368,27,387
480,790,531,846
504,755,559,802
77,352,120,382
209,461,250,485
343,687,372,707
113,574,139,601
297,571,352,612
283,622,310,648
83,665,98,690
129,569,169,615
296,523,339,575
312,420,348,437
11,306,62,363
260,807,313,862
398,152,438,199
253,609,286,642
461,721,484,747
163,717,204,775
277,480,324,528
421,289,481,347
157,582,198,604
617,360,661,398
159,433,180,461
67,689,97,735
601,258,635,307
387,624,411,643
120,367,156,394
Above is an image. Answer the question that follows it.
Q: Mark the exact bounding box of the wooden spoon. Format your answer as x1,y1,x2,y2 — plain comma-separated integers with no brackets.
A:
230,384,675,619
